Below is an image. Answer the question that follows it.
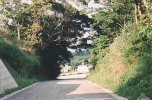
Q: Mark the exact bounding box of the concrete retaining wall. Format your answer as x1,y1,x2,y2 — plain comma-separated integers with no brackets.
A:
0,59,18,94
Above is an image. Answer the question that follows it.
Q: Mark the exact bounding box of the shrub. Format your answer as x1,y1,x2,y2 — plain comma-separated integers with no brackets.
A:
90,36,111,68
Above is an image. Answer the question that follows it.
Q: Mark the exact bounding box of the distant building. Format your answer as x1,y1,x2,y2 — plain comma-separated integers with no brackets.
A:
77,64,89,73
61,65,72,73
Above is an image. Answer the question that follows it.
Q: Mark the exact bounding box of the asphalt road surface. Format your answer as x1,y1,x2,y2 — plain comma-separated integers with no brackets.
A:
4,75,126,100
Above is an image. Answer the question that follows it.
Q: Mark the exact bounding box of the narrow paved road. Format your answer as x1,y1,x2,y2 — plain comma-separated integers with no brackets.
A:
4,75,126,100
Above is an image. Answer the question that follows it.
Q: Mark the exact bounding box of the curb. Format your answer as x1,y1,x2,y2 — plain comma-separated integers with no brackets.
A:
86,80,128,100
0,83,38,100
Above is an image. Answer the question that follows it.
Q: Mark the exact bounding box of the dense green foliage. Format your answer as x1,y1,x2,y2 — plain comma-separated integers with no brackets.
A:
0,38,39,77
0,0,92,79
88,0,152,100
117,22,152,100
90,36,111,67
91,0,134,38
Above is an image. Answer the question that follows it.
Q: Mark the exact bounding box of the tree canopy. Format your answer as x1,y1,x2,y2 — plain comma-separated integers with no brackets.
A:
0,0,94,79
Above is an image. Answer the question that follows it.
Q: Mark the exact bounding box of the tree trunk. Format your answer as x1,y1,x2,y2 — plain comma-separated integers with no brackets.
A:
17,27,20,40
137,3,142,15
134,3,138,24
137,0,144,15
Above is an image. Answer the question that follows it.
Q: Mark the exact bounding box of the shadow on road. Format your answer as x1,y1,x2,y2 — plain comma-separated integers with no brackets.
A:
6,79,116,100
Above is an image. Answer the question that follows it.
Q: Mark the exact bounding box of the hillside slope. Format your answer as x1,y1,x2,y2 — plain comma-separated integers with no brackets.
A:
0,38,39,97
88,24,152,100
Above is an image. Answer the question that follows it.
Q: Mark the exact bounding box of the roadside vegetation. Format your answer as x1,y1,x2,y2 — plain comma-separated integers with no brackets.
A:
87,0,152,100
